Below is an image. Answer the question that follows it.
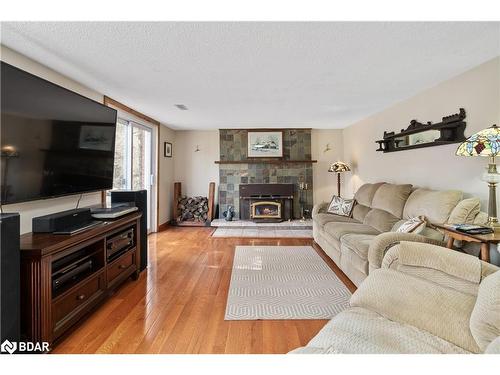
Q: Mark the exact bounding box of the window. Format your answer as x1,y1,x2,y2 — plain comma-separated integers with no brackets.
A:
111,117,157,232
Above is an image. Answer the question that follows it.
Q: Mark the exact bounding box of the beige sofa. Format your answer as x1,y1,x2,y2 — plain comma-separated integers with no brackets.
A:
313,182,486,286
290,242,500,354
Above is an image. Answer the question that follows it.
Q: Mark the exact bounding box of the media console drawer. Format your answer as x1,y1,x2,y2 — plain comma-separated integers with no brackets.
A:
107,249,136,286
52,272,105,337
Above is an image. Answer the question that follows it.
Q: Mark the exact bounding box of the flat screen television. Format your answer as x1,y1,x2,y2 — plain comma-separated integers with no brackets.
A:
1,62,118,205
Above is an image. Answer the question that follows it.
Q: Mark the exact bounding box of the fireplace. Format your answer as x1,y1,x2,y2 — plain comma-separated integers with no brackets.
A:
251,201,281,220
239,183,294,222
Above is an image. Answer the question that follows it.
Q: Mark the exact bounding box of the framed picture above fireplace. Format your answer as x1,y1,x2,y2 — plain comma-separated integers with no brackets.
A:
247,130,283,158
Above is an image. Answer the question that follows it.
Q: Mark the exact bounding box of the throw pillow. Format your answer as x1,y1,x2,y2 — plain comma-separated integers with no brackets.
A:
396,216,426,234
327,195,355,217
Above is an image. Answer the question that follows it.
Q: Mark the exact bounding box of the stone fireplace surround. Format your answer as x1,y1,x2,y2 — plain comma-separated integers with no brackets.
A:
218,129,314,219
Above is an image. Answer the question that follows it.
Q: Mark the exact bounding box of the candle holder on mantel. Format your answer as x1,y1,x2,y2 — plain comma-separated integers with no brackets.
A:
299,182,309,222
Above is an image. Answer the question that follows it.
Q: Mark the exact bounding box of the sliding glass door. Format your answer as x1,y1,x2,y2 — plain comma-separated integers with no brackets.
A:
112,118,156,232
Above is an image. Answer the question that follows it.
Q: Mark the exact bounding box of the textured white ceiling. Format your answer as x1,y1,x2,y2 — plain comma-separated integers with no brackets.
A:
1,22,499,129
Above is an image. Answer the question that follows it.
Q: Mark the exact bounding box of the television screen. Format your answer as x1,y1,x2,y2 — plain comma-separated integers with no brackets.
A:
1,62,118,205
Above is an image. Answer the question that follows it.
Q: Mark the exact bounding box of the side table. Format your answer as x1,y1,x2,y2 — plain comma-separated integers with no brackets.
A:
434,224,498,263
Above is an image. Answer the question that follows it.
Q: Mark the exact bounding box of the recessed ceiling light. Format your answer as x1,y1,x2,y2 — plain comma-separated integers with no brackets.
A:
175,104,188,110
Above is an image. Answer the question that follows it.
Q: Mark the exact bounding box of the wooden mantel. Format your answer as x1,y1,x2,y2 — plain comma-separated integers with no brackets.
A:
215,160,317,164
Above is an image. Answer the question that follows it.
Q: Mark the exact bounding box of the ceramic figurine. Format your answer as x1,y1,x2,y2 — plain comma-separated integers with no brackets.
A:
223,205,235,221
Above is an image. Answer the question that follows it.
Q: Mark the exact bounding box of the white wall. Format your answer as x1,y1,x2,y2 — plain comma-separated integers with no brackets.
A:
311,129,344,204
158,124,176,225
173,130,219,200
343,56,500,209
1,45,105,234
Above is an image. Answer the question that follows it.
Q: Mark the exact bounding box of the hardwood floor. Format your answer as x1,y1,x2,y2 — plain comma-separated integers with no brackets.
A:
52,227,356,354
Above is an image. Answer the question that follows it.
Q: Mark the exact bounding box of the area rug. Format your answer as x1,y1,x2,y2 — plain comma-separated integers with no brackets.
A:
224,246,351,320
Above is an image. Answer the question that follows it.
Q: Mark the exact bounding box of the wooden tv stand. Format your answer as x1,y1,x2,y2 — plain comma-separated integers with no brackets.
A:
20,211,142,349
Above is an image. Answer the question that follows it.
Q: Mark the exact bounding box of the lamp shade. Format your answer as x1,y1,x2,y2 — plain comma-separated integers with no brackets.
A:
456,124,500,157
328,161,351,173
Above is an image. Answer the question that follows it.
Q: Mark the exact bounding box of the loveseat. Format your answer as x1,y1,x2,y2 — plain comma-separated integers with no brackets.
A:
313,182,486,286
290,242,500,354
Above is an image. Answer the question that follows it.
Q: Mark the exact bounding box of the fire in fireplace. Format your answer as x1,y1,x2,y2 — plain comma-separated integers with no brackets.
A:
251,201,282,220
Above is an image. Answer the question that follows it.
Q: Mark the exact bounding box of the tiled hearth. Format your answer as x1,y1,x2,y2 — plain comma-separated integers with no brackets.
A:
211,219,312,238
212,219,312,228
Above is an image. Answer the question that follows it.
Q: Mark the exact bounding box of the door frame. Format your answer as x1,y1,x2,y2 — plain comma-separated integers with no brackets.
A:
103,96,160,233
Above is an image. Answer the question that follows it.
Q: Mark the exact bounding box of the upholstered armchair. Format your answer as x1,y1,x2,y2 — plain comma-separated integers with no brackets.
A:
290,241,500,354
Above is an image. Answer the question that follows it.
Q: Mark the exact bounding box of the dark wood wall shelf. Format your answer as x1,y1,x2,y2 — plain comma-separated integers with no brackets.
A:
215,160,317,164
375,108,467,153
20,212,142,349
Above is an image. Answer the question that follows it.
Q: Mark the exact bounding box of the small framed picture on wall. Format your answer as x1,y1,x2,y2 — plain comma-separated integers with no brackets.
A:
164,142,173,157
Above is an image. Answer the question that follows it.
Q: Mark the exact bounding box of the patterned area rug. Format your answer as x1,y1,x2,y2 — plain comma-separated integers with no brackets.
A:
225,246,351,320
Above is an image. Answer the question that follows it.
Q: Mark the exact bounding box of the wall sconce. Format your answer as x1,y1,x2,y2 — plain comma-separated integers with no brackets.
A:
195,145,200,152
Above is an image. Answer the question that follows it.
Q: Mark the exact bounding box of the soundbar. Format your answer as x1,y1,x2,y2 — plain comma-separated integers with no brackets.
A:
33,208,94,233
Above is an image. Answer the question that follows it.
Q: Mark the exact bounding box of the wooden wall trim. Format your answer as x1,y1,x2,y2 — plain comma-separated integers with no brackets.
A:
103,96,162,232
157,222,170,232
104,96,160,127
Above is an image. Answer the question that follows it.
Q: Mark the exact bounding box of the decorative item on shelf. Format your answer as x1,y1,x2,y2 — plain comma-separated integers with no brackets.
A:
223,205,235,221
164,142,173,157
456,124,500,230
376,108,467,153
328,161,351,197
298,181,309,221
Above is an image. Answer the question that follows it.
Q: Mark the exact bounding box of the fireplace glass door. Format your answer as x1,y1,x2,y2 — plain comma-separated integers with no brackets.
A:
251,201,282,219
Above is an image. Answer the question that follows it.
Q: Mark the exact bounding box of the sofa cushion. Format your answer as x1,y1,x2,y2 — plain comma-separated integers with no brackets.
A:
350,268,481,353
323,222,380,241
340,233,375,260
352,204,371,222
474,211,488,225
403,188,463,224
314,213,359,228
304,307,469,354
371,183,413,218
485,336,500,354
341,234,376,277
354,182,385,207
470,271,500,351
327,195,355,216
448,197,481,224
363,208,401,233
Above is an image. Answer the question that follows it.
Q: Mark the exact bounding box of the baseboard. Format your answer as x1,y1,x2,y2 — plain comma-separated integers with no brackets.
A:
158,222,170,232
